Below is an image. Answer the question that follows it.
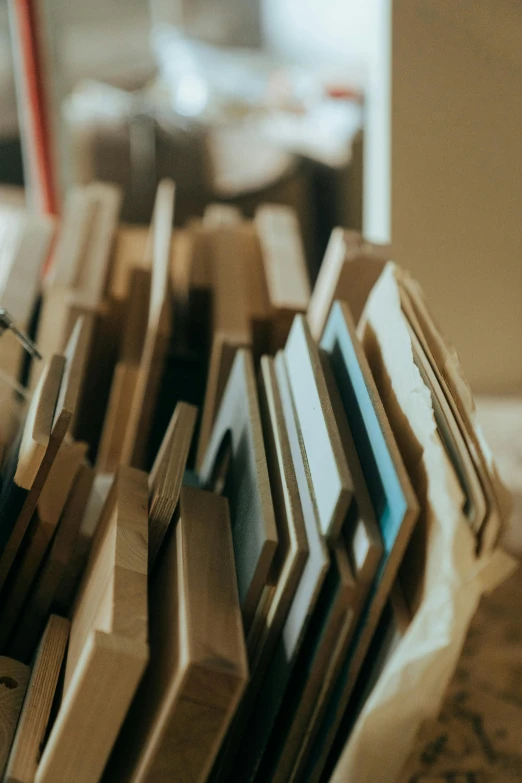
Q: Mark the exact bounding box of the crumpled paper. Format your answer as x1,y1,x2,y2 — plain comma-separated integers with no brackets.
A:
331,263,516,783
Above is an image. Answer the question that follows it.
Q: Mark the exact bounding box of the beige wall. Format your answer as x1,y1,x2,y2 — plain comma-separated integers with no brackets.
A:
390,0,522,394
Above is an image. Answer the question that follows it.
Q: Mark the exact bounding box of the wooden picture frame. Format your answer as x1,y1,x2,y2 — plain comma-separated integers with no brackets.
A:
284,314,353,539
229,351,330,783
199,349,278,633
301,301,419,782
107,487,247,783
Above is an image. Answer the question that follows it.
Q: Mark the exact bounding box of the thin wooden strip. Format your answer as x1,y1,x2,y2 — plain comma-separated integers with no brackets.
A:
255,203,310,313
106,487,248,783
9,467,93,663
0,440,86,653
96,266,152,473
46,185,95,288
307,228,390,340
0,353,64,594
4,615,70,783
0,314,86,589
121,180,175,469
53,473,112,614
108,223,150,300
284,314,353,539
199,349,278,632
36,466,149,783
194,221,252,470
76,183,122,308
0,657,31,778
148,401,198,569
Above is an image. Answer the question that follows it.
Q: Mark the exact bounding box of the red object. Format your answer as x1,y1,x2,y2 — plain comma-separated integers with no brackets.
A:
12,0,58,216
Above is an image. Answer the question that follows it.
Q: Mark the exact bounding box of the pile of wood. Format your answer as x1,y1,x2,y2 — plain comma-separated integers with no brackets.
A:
0,180,509,783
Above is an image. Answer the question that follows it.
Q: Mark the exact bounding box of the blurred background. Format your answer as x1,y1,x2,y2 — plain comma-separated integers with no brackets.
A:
0,0,521,394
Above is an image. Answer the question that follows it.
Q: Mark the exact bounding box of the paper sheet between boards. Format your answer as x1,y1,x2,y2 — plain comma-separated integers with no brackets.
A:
331,263,517,783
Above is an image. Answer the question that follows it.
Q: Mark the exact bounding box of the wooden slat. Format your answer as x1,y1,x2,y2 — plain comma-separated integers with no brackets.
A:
0,354,64,594
148,401,198,569
4,615,70,783
121,180,175,469
9,466,93,663
307,228,390,340
255,204,310,350
35,466,149,783
195,222,252,471
199,349,278,633
53,473,112,614
0,439,86,654
97,267,151,473
106,487,247,783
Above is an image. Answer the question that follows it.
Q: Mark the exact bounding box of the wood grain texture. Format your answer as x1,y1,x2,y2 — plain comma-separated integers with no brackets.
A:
107,486,248,783
0,354,64,595
284,314,353,539
97,266,151,473
0,657,30,778
307,228,390,340
229,352,330,783
199,349,278,632
108,224,150,300
302,301,419,783
255,204,310,350
54,473,112,615
31,184,121,392
0,317,87,598
121,180,175,469
46,186,95,288
35,466,149,783
9,466,94,663
4,615,70,783
148,401,198,569
0,440,86,654
195,222,253,471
